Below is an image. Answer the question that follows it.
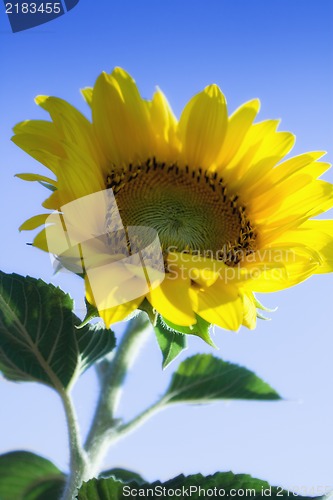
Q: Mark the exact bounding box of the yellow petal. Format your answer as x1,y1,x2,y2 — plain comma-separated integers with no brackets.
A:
241,247,320,292
92,69,153,166
100,301,142,328
11,121,64,173
19,214,49,231
189,279,243,331
178,84,228,169
167,252,225,287
150,89,180,160
15,173,57,186
254,181,333,226
32,228,48,252
42,190,60,210
234,131,295,194
147,274,196,326
271,220,333,274
81,87,93,107
224,119,280,176
36,95,105,168
85,276,142,328
245,157,330,206
241,291,257,330
267,151,328,184
216,98,260,168
56,144,105,204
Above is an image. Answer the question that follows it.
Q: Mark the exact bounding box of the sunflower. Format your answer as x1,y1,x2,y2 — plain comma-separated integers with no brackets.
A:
13,67,333,335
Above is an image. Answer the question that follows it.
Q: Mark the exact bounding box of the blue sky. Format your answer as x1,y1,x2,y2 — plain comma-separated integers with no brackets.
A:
1,0,333,492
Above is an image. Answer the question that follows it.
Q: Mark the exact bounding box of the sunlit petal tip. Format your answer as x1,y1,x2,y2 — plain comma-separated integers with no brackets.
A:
112,66,131,78
250,98,261,112
95,71,115,89
310,150,327,160
80,87,93,106
34,95,49,107
204,83,226,101
152,87,170,108
111,67,139,91
12,120,29,134
152,87,165,103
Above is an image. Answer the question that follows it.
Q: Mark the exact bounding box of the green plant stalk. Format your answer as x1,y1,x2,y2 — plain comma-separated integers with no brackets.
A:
59,388,90,500
84,313,152,476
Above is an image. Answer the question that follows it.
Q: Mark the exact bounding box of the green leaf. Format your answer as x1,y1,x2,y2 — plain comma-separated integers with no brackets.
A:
24,477,66,500
0,271,115,390
76,323,116,374
163,315,215,347
77,477,123,500
163,354,281,403
77,472,324,499
99,468,145,485
0,451,65,500
154,315,187,368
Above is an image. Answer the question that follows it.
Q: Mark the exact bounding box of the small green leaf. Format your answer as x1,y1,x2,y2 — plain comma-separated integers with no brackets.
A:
99,468,145,485
139,300,214,347
78,298,99,328
154,316,187,368
38,181,57,192
0,451,65,500
163,354,281,403
163,315,215,347
77,472,323,499
0,271,115,390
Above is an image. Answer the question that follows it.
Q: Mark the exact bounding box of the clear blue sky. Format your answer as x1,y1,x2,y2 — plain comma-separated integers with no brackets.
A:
1,0,333,492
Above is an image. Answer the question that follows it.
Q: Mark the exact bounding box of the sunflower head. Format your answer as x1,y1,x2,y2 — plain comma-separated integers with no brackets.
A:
13,67,333,340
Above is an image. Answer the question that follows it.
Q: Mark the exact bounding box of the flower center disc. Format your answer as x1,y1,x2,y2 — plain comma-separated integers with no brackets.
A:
107,160,256,265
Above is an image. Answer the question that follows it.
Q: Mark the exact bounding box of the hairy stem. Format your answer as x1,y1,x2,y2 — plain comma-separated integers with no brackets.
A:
59,388,89,500
109,398,167,444
84,313,151,475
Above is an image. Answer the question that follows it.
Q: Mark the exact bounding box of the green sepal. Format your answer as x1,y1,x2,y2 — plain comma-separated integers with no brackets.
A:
256,311,271,321
163,315,215,347
138,298,158,325
154,315,187,368
254,294,277,312
139,299,215,349
38,181,57,192
77,298,100,328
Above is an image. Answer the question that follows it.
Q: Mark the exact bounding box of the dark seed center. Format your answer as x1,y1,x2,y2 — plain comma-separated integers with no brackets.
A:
106,158,256,266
